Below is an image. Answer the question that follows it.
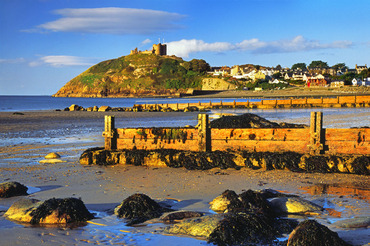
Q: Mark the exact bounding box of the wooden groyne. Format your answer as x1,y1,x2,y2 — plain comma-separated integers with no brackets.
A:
133,95,370,111
103,112,369,155
80,112,369,174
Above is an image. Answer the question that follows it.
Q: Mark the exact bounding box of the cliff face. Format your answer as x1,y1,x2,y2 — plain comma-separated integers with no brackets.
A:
53,54,206,98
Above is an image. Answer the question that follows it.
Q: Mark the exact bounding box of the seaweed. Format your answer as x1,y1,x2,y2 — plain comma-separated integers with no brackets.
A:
29,198,93,224
288,220,351,246
116,193,171,226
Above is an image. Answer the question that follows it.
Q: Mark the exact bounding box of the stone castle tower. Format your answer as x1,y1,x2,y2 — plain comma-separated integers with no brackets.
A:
152,43,167,56
130,43,167,56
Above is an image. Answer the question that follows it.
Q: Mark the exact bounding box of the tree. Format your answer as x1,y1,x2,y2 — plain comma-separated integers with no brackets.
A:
332,63,347,70
275,64,282,70
308,60,328,68
291,63,307,70
187,59,210,73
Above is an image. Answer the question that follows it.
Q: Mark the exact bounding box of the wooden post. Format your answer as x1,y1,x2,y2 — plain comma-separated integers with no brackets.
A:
233,100,236,108
198,114,211,152
308,112,324,155
103,115,117,150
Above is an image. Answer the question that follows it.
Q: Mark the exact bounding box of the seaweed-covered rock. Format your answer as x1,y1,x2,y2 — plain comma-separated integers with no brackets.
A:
160,211,204,223
210,113,281,128
164,214,225,238
115,193,170,225
270,197,323,214
287,220,351,246
209,190,241,213
5,197,93,224
4,198,39,222
210,189,275,217
208,213,279,246
0,181,28,198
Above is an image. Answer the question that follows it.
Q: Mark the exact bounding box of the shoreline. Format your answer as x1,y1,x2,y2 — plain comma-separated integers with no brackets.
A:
0,109,369,245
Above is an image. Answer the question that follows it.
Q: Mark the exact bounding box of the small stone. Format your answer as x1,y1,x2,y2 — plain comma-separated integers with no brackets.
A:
98,106,111,112
45,153,61,159
69,104,83,111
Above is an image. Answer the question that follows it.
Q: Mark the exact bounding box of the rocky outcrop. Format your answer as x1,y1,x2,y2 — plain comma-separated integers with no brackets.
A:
53,54,207,98
210,113,307,128
0,181,28,198
5,197,93,224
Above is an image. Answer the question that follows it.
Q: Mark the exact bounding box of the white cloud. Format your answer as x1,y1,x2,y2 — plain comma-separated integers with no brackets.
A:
167,36,353,57
32,7,185,35
141,38,152,46
29,56,96,67
0,58,26,64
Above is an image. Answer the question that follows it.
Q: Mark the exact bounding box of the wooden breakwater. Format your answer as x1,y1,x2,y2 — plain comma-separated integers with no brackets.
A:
103,112,369,155
133,95,370,111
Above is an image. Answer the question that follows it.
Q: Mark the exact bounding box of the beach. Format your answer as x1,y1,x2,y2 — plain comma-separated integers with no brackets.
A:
0,110,369,245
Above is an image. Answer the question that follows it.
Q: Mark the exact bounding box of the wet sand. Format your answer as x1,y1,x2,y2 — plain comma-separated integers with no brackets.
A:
0,110,369,245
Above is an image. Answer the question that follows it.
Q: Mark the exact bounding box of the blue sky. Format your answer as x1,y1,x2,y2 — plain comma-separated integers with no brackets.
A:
1,0,369,95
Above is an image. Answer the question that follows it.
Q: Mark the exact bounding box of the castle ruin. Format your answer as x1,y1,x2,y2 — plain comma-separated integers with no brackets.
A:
130,43,167,56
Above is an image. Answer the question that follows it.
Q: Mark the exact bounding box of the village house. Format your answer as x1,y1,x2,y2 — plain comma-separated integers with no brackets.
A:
355,64,368,74
330,81,345,88
306,74,330,87
352,78,370,86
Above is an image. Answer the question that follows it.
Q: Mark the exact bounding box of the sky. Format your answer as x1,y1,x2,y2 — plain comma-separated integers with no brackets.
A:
0,0,369,95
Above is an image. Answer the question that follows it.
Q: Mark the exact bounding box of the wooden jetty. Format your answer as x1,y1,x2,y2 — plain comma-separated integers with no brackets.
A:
133,95,370,111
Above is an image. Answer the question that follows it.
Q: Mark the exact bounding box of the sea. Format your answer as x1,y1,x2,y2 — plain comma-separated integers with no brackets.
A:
1,95,369,128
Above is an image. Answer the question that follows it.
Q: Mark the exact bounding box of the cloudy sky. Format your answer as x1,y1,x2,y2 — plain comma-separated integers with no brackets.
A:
1,0,369,95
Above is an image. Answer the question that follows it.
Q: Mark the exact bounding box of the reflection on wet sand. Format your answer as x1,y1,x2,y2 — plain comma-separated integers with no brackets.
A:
300,182,370,203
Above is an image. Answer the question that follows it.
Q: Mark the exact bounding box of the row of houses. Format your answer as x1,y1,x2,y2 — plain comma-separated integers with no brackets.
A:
210,64,369,87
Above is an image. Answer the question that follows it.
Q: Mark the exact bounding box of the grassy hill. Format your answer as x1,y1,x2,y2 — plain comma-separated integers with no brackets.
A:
53,54,209,97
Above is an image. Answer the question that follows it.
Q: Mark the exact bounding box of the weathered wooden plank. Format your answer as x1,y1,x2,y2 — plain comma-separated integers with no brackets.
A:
212,140,309,153
325,129,370,142
211,128,310,141
325,141,369,155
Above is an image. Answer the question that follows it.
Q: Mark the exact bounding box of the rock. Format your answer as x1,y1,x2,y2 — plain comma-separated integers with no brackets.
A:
45,152,60,159
210,189,275,217
210,113,281,128
166,212,283,245
69,104,83,111
208,213,279,246
5,197,93,224
270,196,323,214
287,220,351,246
39,159,66,164
0,181,28,198
98,106,111,112
333,217,370,228
237,189,275,216
209,190,240,213
160,211,203,223
164,214,225,238
4,198,40,222
114,193,171,225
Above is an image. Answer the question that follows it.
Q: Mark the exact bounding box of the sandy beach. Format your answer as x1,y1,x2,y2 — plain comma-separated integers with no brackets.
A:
0,110,369,245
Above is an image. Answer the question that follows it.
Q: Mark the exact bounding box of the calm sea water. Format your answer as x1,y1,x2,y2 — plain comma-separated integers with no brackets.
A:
0,95,255,112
